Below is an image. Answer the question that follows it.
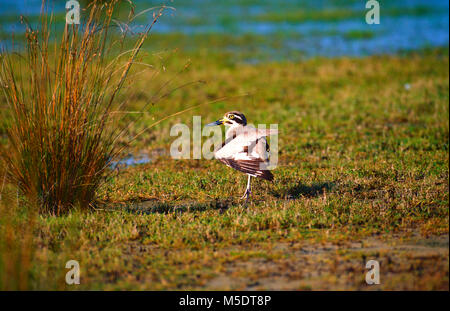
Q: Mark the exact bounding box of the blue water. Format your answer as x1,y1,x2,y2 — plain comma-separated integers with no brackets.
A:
0,0,448,58
110,154,151,169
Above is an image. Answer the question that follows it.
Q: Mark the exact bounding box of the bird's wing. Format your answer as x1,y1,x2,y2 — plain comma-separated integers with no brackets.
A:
219,157,274,181
215,129,274,181
215,127,275,159
250,136,270,161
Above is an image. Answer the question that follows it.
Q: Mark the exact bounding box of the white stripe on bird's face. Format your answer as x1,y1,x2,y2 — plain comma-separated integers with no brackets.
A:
206,111,247,127
224,111,247,126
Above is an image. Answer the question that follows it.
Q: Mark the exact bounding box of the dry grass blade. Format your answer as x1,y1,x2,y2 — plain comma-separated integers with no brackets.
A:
0,0,163,214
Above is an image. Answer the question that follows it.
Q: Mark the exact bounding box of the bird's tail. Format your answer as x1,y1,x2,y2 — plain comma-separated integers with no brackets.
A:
259,169,274,181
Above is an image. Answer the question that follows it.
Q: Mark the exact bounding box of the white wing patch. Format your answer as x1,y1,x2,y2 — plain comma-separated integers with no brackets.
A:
215,127,276,160
214,126,275,181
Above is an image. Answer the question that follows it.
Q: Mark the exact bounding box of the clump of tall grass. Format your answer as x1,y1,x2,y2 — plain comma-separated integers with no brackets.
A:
0,0,162,214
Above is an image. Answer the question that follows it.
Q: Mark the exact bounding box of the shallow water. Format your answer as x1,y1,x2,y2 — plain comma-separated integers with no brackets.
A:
110,153,151,169
0,0,448,58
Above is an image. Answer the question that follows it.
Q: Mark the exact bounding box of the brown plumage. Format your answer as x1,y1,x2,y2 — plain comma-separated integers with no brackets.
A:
206,111,277,200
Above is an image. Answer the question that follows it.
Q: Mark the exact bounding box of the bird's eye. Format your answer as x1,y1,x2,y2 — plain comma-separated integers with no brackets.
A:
228,114,234,119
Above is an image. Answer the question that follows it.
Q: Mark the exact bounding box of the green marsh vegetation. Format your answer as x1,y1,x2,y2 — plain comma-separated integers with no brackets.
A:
1,48,446,290
0,0,173,289
0,0,167,214
0,0,448,290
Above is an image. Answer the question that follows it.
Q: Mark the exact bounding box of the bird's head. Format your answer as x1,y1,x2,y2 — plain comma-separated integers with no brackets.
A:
206,111,247,127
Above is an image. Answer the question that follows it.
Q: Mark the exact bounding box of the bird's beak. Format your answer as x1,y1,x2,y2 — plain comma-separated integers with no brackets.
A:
206,119,224,126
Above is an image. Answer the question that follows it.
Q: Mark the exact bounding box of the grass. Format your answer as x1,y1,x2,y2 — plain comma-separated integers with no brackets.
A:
0,0,447,292
0,179,35,290
344,30,375,40
0,0,162,214
1,45,447,289
250,6,438,24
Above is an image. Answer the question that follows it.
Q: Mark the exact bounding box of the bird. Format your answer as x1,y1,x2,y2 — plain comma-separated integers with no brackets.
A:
206,111,277,200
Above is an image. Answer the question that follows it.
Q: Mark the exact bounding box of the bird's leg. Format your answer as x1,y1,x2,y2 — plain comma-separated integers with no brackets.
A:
240,175,252,200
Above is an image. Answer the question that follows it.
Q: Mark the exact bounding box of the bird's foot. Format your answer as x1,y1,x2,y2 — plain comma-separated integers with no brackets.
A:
240,188,251,201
